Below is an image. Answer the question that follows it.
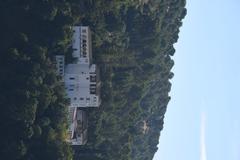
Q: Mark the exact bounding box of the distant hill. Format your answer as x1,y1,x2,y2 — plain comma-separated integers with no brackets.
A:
0,0,186,160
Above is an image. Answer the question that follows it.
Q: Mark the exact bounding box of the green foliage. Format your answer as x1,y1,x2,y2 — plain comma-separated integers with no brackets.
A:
0,1,73,160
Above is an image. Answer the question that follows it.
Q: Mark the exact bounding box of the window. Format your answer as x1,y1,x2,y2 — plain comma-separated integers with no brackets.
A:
80,97,84,100
74,97,77,100
90,84,96,88
90,76,96,82
86,98,90,100
90,88,96,94
69,89,74,91
82,29,87,33
70,77,75,80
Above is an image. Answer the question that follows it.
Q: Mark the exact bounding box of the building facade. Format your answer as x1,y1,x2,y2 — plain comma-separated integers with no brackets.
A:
55,26,101,145
55,55,65,78
65,26,101,108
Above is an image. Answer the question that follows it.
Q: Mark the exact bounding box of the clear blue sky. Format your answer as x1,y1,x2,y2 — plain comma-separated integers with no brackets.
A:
153,0,240,160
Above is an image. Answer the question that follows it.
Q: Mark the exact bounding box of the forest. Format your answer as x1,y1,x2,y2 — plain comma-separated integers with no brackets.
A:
0,0,186,160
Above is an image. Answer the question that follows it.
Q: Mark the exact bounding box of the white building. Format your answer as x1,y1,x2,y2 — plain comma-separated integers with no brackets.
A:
72,26,92,65
64,26,101,108
55,26,101,145
64,64,101,107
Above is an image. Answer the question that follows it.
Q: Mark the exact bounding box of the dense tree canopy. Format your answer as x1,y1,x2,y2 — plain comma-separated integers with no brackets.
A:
0,1,74,160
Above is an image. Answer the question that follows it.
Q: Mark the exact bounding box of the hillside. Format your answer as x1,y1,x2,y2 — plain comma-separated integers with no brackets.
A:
0,0,186,160
72,0,186,160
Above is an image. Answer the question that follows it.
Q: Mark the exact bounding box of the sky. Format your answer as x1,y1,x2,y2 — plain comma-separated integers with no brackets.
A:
153,0,240,160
